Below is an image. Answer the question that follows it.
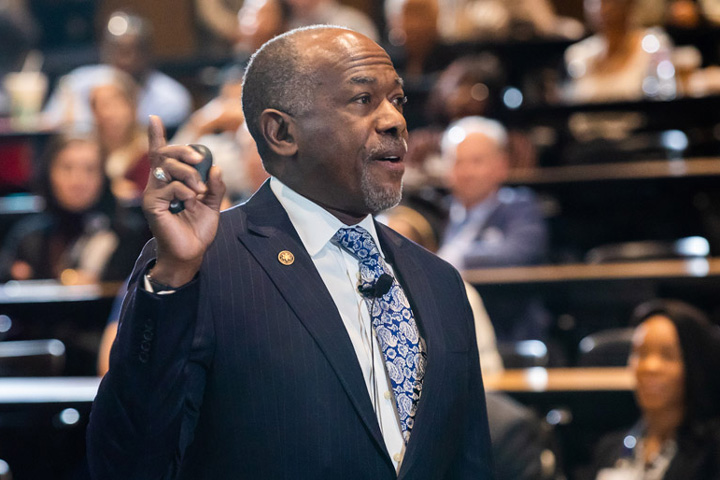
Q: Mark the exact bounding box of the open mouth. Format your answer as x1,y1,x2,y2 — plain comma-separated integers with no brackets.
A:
377,156,402,163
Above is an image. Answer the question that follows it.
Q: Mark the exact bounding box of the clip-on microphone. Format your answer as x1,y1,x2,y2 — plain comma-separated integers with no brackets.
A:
358,273,394,298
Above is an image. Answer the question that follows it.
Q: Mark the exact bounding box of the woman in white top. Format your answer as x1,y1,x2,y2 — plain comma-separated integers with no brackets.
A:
563,0,675,103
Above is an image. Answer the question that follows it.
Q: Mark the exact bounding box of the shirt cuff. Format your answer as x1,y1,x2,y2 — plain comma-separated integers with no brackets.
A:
143,273,177,295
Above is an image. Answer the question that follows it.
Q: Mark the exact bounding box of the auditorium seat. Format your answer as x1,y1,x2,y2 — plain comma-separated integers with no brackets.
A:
577,328,634,367
0,339,66,376
584,236,710,264
497,340,549,369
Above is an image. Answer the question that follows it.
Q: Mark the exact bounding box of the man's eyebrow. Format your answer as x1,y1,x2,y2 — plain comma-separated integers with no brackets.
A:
348,76,405,88
350,76,377,85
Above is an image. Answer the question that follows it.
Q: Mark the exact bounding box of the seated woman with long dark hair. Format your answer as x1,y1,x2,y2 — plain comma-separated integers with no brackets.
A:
587,299,720,479
0,134,147,284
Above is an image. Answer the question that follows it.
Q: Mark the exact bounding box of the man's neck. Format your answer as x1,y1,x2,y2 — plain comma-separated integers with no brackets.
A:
315,202,367,226
276,177,370,226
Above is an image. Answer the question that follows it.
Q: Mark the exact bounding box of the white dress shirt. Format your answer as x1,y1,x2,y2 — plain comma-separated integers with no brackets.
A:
270,177,406,471
437,191,500,270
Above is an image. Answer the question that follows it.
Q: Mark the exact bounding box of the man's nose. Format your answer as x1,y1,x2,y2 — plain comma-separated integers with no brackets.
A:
376,99,407,137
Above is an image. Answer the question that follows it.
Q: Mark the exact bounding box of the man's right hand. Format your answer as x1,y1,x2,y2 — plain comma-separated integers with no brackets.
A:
142,115,226,287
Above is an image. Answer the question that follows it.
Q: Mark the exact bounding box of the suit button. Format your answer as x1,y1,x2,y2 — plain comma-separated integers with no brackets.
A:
140,341,151,352
384,391,392,400
143,330,154,341
393,453,403,462
139,351,149,363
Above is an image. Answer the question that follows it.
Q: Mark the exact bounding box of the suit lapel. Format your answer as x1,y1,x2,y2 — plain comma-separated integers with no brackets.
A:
235,184,389,459
377,224,449,479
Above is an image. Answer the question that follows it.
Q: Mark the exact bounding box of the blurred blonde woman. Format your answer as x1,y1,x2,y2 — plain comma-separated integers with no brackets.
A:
90,68,150,204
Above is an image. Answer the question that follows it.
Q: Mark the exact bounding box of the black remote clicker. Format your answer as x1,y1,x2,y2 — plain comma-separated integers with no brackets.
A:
169,144,213,214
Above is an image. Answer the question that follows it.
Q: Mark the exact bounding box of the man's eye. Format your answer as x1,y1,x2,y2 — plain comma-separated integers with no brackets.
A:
355,95,371,104
393,96,408,107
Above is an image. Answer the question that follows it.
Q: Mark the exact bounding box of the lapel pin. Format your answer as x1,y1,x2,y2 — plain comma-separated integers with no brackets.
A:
278,250,295,265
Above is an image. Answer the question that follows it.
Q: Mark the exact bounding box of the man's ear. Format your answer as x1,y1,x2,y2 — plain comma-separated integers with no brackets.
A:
260,109,298,157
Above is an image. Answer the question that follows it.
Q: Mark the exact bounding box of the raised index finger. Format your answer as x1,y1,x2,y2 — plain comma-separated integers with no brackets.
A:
149,115,167,159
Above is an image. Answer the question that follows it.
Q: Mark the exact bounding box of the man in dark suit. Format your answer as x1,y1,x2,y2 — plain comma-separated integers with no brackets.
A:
437,116,549,341
87,26,494,479
437,116,547,270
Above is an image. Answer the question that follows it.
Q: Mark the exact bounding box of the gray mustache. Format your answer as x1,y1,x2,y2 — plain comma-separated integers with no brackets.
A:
367,138,408,158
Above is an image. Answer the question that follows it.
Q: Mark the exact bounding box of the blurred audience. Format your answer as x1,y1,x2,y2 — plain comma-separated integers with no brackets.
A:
562,0,677,103
437,116,549,341
194,0,245,51
284,0,379,41
584,299,720,479
0,135,147,284
425,54,505,126
436,0,583,43
404,55,536,184
90,69,149,204
0,0,38,77
384,0,446,78
634,0,703,28
43,11,192,132
235,0,286,55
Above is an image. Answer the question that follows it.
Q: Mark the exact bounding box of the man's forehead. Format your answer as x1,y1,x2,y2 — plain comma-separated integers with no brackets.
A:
298,29,398,74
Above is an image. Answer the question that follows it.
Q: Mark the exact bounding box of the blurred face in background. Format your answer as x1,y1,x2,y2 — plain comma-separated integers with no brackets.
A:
91,83,137,149
388,0,438,51
105,34,149,80
585,0,634,34
443,80,490,121
448,132,508,208
237,0,284,52
629,315,686,417
50,140,104,213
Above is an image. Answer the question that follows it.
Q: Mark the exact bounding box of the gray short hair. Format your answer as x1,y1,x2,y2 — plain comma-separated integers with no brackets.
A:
440,116,508,159
242,26,346,168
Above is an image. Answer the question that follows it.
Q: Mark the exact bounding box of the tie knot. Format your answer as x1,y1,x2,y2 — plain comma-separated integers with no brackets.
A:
333,226,380,261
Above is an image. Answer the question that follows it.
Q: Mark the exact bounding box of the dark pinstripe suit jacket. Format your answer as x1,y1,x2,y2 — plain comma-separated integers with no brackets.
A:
87,182,494,479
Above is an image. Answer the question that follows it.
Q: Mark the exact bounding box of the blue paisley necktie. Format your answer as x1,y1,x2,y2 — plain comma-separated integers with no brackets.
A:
333,226,426,443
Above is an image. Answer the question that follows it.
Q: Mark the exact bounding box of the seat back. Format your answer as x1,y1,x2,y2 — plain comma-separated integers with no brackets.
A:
577,328,634,367
0,339,66,376
585,236,710,263
497,340,549,369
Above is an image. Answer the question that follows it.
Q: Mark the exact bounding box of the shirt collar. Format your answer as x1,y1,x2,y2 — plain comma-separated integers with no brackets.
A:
269,177,385,258
449,190,500,225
